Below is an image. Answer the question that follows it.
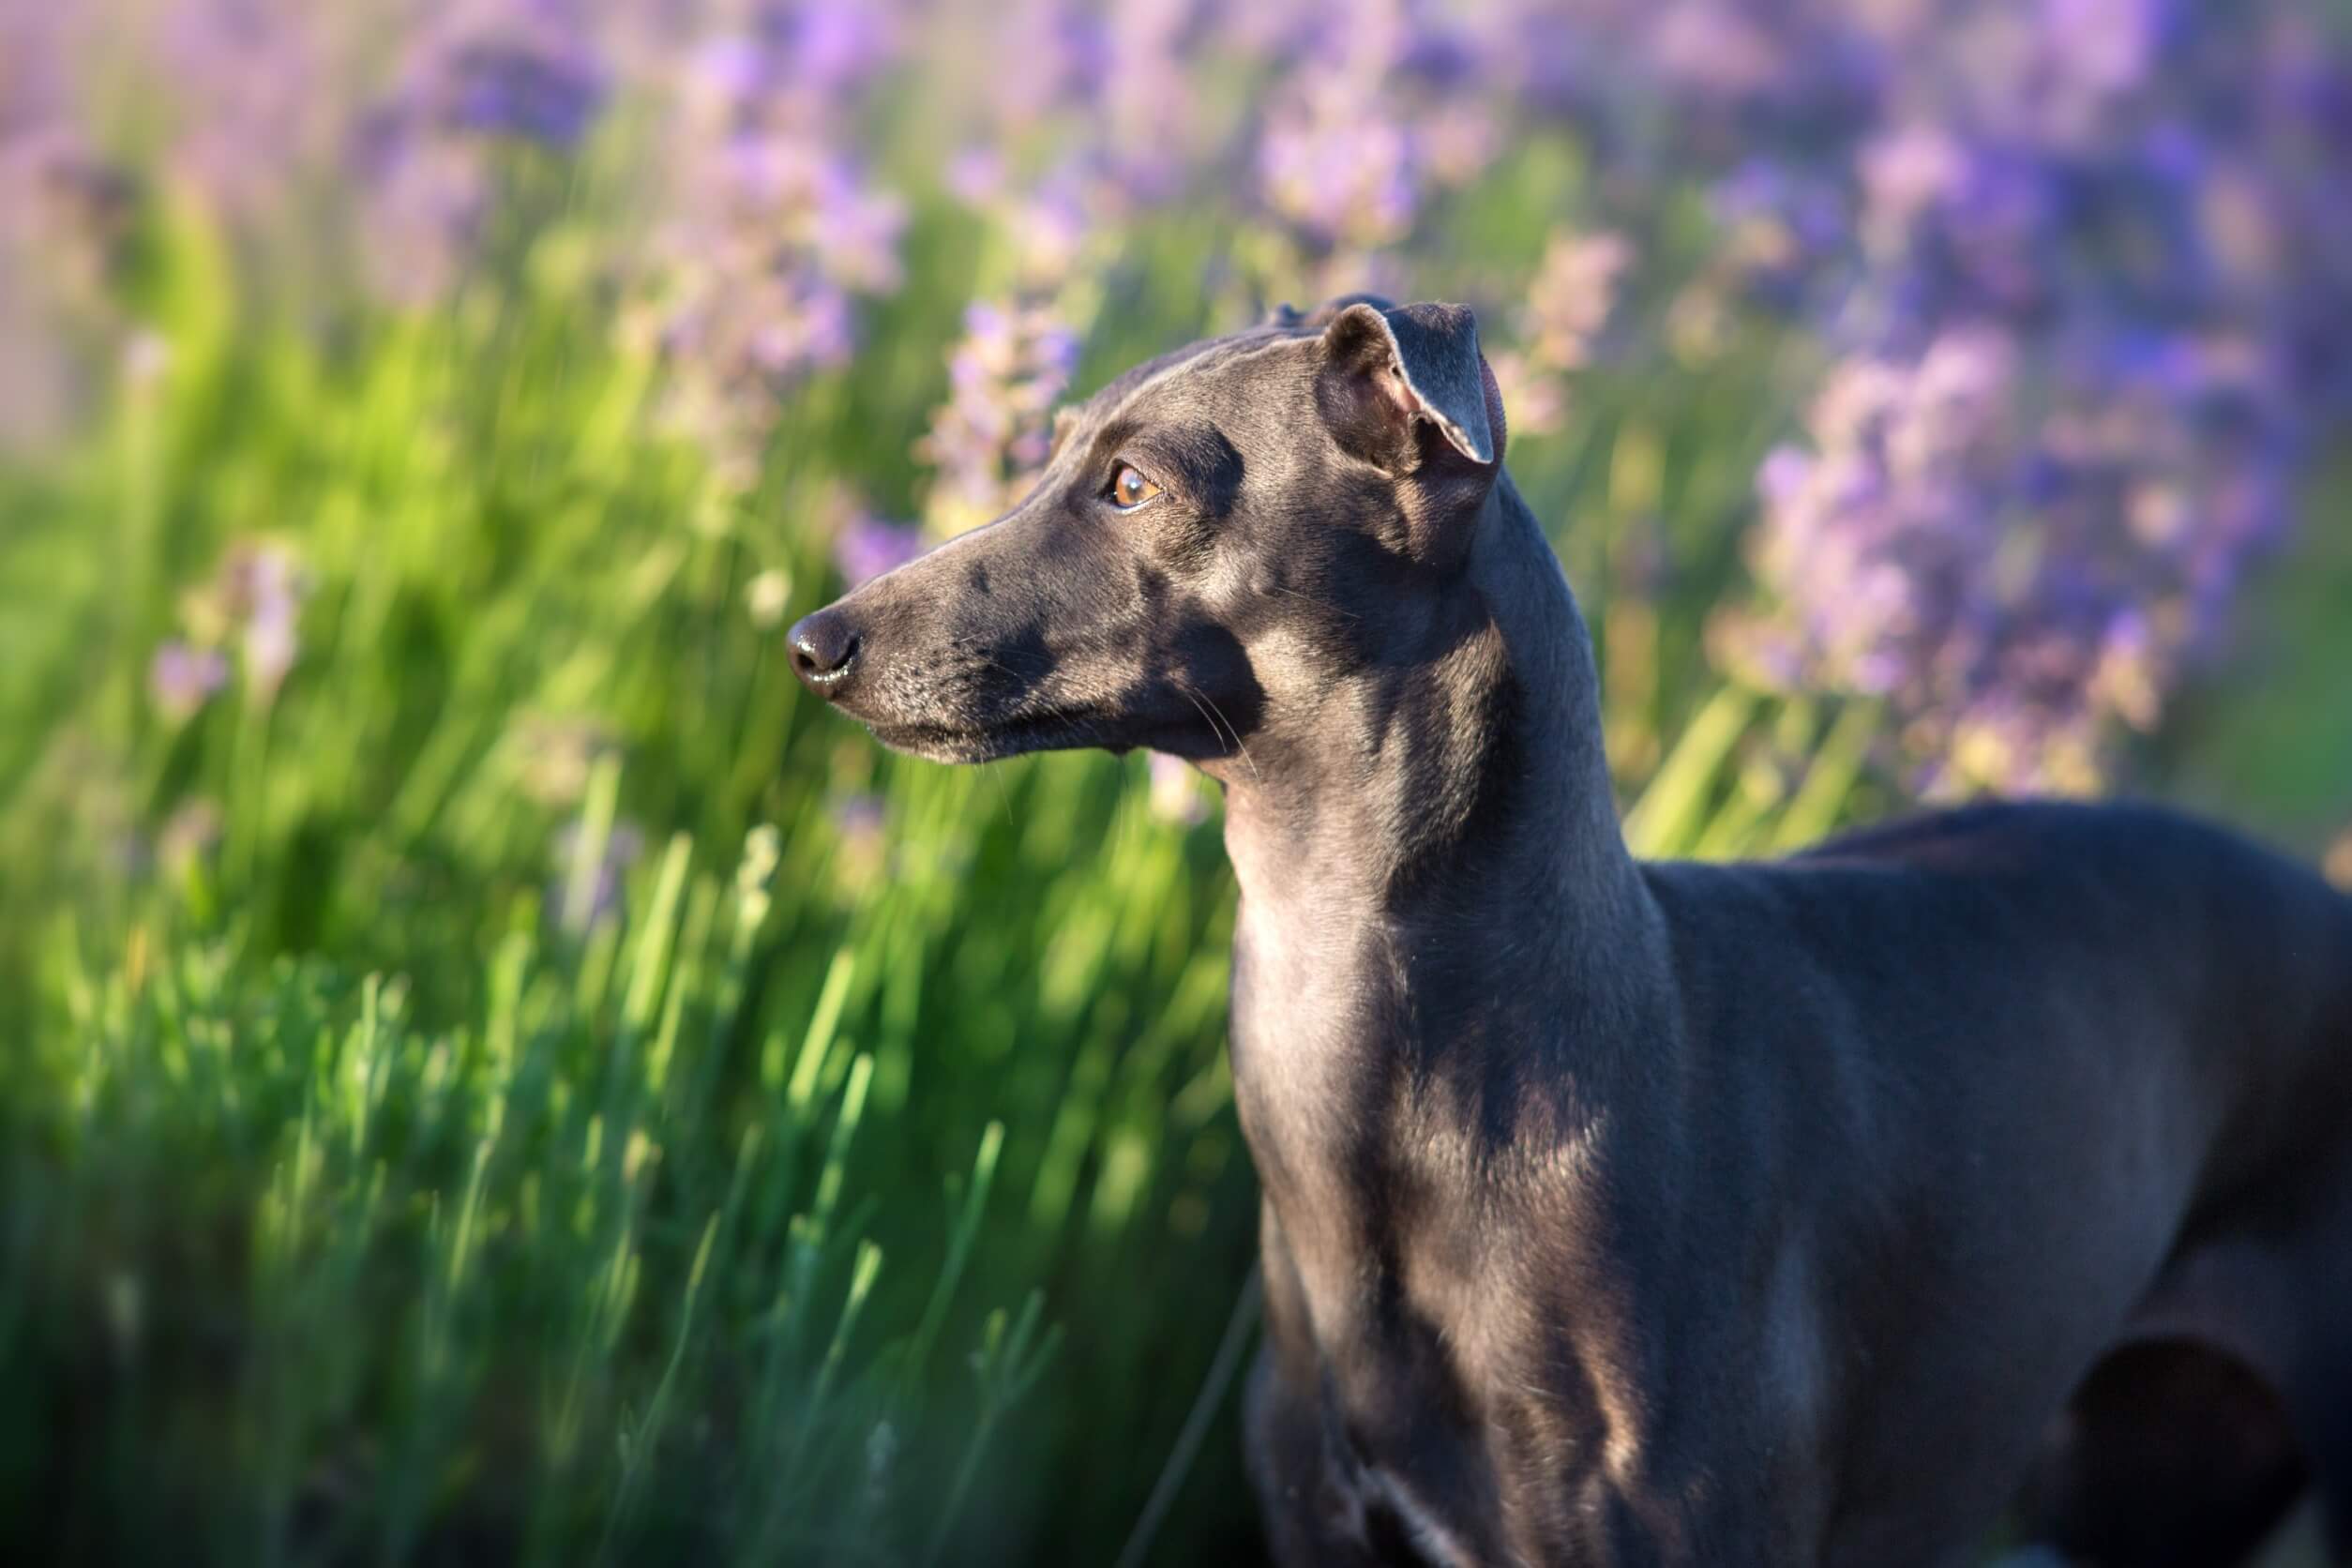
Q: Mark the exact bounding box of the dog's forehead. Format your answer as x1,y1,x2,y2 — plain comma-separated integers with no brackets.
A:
1077,321,1313,428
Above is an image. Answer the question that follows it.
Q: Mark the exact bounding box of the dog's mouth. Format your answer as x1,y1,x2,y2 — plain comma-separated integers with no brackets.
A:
863,708,1124,763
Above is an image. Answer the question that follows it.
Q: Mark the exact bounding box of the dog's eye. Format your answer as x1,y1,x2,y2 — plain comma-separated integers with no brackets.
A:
1108,463,1163,510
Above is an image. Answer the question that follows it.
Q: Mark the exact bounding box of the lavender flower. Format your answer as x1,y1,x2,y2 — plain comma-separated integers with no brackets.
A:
437,38,606,148
12,0,2352,807
149,642,232,722
917,301,1080,535
2,128,140,304
0,4,69,145
153,0,339,233
1257,98,1419,254
1091,0,1207,199
641,3,909,484
827,790,888,895
1250,3,1474,261
182,540,308,702
945,158,1096,294
1490,226,1636,438
1147,751,1208,827
350,0,611,306
225,543,306,699
1709,157,1852,307
1581,0,2352,791
550,816,643,932
960,0,1102,138
0,124,136,447
1724,321,2292,795
832,792,886,843
1648,3,1794,105
833,515,926,588
945,147,1007,205
157,798,225,878
400,0,608,151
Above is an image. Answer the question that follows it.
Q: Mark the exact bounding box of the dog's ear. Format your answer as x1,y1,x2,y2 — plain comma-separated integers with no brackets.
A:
1317,301,1503,475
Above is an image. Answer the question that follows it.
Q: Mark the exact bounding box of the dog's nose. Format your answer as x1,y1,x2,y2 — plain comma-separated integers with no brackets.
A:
789,610,860,694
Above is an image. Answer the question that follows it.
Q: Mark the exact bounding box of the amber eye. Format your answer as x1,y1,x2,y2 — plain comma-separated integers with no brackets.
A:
1108,463,1163,510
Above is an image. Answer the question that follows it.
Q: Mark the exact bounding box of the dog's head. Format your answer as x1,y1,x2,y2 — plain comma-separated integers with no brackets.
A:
788,297,1510,767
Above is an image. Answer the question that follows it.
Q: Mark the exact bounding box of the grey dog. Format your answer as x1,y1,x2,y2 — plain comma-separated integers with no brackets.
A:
789,298,2352,1566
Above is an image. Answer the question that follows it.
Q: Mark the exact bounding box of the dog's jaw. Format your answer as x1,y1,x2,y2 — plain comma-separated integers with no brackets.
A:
860,708,1131,764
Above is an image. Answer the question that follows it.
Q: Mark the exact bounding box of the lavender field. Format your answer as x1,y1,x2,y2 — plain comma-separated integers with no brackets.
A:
5,1,2352,1562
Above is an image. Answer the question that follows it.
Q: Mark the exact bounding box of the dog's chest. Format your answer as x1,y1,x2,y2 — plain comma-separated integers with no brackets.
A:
1226,888,1683,1557
1256,1164,1635,1568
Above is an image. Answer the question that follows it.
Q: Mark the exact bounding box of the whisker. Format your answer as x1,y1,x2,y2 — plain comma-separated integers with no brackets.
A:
982,756,1017,832
1173,684,1223,748
1177,679,1260,783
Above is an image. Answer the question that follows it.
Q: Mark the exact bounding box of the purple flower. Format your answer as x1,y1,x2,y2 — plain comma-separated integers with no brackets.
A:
550,816,643,932
1523,228,1636,372
639,6,909,480
150,642,231,722
144,0,337,234
1147,751,1208,826
952,158,1097,294
1596,0,2352,791
1724,316,2291,794
2042,0,2171,99
1649,4,1793,103
438,38,606,148
833,515,926,587
1710,158,1852,306
1258,105,1418,251
343,0,613,305
945,147,1007,205
917,301,1081,534
760,0,901,97
831,792,886,842
0,124,139,446
1242,0,1506,269
172,540,307,701
218,542,306,699
404,0,610,153
827,791,889,893
1488,226,1636,438
810,159,908,294
2,128,140,298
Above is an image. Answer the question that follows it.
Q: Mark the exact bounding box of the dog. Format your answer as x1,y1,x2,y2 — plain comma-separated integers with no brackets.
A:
789,297,2352,1566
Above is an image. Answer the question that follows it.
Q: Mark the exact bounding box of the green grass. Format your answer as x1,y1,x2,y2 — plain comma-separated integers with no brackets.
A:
2,149,2345,1565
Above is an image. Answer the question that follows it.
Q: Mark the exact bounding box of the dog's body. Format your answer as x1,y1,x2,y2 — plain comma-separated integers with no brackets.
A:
791,300,2352,1565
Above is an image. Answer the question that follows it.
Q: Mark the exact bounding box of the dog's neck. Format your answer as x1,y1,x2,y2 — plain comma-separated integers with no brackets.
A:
1217,477,1667,1209
1220,478,1631,919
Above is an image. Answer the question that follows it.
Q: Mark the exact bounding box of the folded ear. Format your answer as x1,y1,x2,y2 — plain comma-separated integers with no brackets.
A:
1317,301,1503,473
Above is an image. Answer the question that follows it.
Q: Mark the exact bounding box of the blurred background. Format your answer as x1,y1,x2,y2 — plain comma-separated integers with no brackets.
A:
4,0,2351,1562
